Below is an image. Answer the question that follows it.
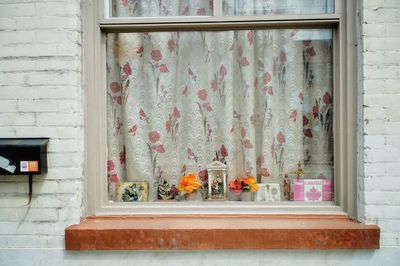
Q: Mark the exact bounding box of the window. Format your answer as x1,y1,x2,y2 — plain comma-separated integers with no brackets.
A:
85,0,357,216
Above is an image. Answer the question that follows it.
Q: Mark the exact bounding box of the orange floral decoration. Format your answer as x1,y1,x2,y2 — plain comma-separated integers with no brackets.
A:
178,173,201,194
241,176,259,192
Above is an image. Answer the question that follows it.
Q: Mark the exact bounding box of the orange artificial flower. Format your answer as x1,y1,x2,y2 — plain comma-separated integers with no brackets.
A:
178,173,201,194
241,176,258,192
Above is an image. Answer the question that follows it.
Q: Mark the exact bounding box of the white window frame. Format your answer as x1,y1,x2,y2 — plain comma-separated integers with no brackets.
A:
84,0,358,217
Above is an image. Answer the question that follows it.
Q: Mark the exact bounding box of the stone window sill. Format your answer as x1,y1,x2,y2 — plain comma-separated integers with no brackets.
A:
65,215,379,250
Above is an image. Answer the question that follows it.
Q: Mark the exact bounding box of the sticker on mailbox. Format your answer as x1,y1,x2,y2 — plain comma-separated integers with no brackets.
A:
20,161,39,172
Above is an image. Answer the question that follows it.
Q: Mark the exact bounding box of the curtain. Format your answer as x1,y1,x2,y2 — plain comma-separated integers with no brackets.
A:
223,0,334,15
107,1,334,202
112,0,213,17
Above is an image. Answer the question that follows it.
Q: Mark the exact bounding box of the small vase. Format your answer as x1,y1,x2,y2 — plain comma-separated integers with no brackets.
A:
185,192,197,201
240,191,253,201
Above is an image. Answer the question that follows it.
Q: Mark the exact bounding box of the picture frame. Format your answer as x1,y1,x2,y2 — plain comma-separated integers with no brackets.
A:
115,181,149,202
256,183,281,202
206,161,227,200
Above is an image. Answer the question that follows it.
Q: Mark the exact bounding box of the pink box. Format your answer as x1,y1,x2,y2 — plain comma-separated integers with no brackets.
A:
293,179,332,202
293,179,304,201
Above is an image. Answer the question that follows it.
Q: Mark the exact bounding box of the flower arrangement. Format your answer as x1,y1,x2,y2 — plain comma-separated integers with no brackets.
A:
229,176,259,195
178,173,201,195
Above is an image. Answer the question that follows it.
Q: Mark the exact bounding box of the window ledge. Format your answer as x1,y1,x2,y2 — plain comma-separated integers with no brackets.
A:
65,215,379,250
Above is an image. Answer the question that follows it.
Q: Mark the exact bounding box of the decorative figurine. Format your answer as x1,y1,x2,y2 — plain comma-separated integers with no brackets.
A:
115,181,149,202
283,174,291,200
206,161,227,200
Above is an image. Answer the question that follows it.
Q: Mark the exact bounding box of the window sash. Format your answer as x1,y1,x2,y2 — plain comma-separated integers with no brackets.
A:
103,0,339,19
84,0,357,217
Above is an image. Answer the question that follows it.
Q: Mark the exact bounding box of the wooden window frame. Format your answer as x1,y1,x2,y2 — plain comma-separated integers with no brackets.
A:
83,0,358,218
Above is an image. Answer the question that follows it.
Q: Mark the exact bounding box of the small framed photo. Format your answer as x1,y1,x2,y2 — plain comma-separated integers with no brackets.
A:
206,161,227,200
256,183,281,202
115,181,149,202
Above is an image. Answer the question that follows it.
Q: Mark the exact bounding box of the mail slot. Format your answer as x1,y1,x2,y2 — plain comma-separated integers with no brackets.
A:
0,138,49,175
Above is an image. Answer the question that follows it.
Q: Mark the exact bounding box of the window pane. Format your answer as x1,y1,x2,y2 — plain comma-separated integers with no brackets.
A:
111,0,213,17
106,29,334,203
223,0,334,16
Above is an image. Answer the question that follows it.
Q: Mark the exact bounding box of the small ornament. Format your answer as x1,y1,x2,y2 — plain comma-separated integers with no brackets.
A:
206,161,227,200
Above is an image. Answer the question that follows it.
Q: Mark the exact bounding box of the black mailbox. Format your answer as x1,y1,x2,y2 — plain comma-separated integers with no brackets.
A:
0,138,49,176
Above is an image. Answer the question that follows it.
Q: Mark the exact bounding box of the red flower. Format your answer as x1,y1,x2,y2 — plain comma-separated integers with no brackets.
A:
323,92,332,105
220,144,228,158
247,31,254,45
173,107,180,119
168,39,174,52
151,49,162,61
149,131,160,143
128,124,137,135
119,150,126,165
211,79,218,91
263,72,271,84
312,105,319,118
261,168,270,177
238,46,243,57
199,169,208,183
267,86,273,96
198,89,208,101
277,131,286,144
303,115,309,126
280,51,287,62
122,0,128,7
241,128,246,138
159,64,169,72
219,64,227,78
196,7,206,15
166,119,171,133
107,160,115,172
304,128,313,138
110,82,120,93
241,57,250,67
229,179,243,195
243,139,253,149
139,108,147,120
289,110,297,122
204,103,212,112
136,45,144,56
156,144,165,153
123,63,132,76
109,174,119,183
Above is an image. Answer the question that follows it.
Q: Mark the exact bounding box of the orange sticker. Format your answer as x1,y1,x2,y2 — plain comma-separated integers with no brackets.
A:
28,161,38,172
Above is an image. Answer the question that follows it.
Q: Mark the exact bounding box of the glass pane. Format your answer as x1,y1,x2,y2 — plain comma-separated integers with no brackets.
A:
111,0,213,17
223,0,334,16
106,29,334,204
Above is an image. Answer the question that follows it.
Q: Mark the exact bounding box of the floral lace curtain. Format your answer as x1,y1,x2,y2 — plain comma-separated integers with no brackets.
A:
112,0,213,17
107,0,334,201
223,0,334,15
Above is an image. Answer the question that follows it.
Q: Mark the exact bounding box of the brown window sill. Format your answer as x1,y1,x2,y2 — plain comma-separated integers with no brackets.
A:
65,215,379,250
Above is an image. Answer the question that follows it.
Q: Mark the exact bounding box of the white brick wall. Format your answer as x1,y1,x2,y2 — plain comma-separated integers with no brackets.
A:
0,0,83,249
0,0,400,264
362,0,400,247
